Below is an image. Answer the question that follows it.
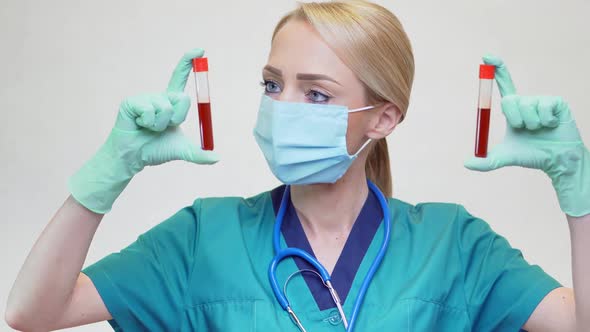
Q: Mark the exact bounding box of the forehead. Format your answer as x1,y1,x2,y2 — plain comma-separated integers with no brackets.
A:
267,19,355,80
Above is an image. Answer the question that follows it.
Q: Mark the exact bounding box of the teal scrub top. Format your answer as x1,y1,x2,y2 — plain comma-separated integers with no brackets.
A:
82,187,560,331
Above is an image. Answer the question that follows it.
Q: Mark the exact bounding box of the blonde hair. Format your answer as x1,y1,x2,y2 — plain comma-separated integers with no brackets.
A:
272,0,415,197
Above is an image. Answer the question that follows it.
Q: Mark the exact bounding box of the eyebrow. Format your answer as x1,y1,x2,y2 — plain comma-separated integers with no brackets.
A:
263,65,341,86
296,73,341,86
263,65,282,76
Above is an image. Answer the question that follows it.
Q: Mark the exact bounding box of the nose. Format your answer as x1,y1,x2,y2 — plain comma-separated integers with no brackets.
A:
274,85,306,103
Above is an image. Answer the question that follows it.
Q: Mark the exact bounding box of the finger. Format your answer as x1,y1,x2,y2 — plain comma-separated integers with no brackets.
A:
518,96,541,130
482,54,517,97
167,48,205,93
117,96,150,130
537,97,560,128
553,96,573,122
150,95,174,132
167,92,191,126
501,95,524,128
134,103,156,129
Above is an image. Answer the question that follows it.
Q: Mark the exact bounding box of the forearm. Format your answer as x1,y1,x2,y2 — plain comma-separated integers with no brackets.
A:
567,212,590,330
6,195,103,329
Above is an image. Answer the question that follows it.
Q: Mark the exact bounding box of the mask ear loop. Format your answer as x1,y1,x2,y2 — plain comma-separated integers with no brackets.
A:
353,138,372,157
348,105,375,113
348,104,376,157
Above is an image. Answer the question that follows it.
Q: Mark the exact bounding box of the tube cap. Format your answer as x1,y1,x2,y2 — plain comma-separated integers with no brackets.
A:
192,57,208,72
479,64,495,79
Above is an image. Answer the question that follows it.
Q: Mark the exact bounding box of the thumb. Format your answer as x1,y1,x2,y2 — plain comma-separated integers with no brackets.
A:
141,128,220,166
464,144,512,172
178,141,220,165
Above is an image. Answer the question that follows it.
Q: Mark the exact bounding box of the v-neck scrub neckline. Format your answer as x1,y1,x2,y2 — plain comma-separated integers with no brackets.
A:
270,185,384,311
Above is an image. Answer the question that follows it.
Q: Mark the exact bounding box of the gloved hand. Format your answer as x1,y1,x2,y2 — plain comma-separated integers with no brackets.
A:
68,48,219,214
465,55,590,217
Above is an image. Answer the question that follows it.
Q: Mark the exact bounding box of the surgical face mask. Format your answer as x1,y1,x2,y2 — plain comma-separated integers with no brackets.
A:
253,94,375,185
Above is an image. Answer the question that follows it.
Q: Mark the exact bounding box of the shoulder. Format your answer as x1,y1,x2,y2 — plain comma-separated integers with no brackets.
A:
390,197,486,222
192,190,271,220
389,198,490,240
389,198,465,225
186,190,275,239
145,191,272,242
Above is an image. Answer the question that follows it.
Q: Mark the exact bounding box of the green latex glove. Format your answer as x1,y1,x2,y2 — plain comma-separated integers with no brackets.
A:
68,48,219,214
464,55,590,217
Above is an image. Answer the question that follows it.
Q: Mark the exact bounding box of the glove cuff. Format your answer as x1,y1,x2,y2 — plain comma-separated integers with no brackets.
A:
552,146,590,217
68,134,139,214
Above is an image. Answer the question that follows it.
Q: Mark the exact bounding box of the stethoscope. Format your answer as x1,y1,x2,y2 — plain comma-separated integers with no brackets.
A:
268,180,392,332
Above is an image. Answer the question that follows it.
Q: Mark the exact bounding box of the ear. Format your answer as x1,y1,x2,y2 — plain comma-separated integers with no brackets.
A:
366,102,402,139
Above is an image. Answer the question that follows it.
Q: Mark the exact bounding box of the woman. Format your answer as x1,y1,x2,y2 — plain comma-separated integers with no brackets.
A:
6,1,590,331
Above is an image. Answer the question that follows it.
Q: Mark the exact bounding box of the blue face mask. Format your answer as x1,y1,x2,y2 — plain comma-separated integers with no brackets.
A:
253,95,375,185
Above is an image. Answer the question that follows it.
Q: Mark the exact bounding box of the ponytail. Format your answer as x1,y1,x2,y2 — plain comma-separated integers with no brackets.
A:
365,139,392,197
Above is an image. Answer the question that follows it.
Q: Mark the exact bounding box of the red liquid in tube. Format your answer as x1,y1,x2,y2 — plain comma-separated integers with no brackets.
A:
198,102,214,150
475,108,490,157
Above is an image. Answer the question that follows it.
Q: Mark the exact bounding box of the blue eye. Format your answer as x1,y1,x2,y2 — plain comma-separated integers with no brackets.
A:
306,90,330,103
261,80,281,94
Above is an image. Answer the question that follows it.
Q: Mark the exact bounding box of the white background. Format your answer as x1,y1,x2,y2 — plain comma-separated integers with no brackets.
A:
1,0,589,331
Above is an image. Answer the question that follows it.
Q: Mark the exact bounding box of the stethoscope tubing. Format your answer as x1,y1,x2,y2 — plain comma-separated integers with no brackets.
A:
268,180,391,332
269,247,331,310
347,180,391,330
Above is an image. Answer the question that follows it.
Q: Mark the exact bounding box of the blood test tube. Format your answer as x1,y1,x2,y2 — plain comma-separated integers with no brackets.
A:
192,57,214,151
474,64,495,158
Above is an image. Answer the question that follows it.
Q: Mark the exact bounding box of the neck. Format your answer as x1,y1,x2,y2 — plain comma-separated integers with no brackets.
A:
290,157,369,236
